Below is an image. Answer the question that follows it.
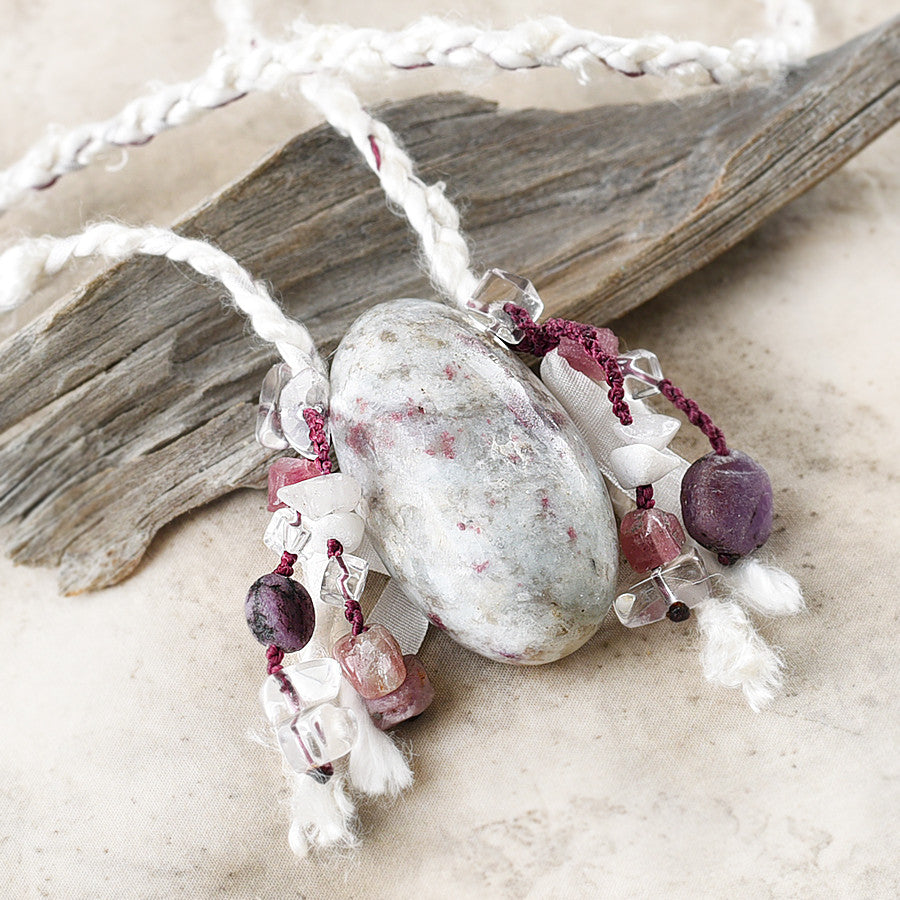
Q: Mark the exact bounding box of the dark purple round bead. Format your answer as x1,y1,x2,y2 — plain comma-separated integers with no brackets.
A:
244,573,315,652
680,449,773,564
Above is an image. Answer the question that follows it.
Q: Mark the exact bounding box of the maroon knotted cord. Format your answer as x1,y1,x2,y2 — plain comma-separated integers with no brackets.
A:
274,550,297,577
658,379,729,456
329,538,366,636
265,643,293,693
635,485,656,510
504,303,632,426
303,407,333,474
503,302,732,512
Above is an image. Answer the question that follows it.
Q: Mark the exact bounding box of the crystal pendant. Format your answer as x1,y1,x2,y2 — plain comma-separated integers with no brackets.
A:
618,349,664,401
276,703,359,773
263,507,312,556
466,268,544,345
255,362,293,450
278,367,331,458
614,548,712,627
320,552,369,607
259,658,343,725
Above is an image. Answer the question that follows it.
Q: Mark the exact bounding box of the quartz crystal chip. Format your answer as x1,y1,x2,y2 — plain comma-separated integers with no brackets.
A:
255,362,293,450
333,624,407,699
305,512,366,557
320,552,369,607
612,411,681,450
608,443,680,490
466,268,544,345
276,702,359,773
614,548,712,627
277,472,362,518
364,655,435,731
259,659,343,725
263,507,312,556
619,507,685,573
267,458,321,512
618,349,664,401
278,367,331,457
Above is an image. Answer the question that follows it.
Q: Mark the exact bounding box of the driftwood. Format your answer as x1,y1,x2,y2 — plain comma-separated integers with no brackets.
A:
0,17,897,594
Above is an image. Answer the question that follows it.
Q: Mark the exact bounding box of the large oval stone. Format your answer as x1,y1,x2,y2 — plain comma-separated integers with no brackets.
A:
328,299,618,665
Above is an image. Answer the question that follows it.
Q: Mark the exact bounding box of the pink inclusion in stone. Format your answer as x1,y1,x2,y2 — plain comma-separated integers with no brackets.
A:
333,624,407,700
364,655,435,730
619,507,686,574
267,457,321,511
556,331,619,382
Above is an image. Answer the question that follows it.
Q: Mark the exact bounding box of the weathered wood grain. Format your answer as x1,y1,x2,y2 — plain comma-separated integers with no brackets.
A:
0,17,896,593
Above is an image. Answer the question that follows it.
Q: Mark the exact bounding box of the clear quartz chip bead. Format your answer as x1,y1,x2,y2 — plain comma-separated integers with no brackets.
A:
276,702,359,773
618,349,664,401
259,659,343,725
278,367,331,458
320,552,369,607
465,268,544,345
255,362,293,450
614,547,713,627
263,507,312,556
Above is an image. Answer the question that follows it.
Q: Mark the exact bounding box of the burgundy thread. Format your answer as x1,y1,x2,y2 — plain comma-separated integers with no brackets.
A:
368,135,382,171
266,643,292,692
635,485,656,510
303,407,333,474
274,551,297,577
503,303,632,426
658,379,729,456
328,539,366,636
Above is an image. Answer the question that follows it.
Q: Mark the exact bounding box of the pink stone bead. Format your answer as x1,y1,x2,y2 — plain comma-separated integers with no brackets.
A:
267,457,321,511
557,332,619,383
619,507,686,574
333,624,407,699
364,655,435,730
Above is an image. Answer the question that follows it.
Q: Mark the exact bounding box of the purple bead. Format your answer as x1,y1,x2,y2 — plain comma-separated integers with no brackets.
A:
364,655,435,730
680,450,773,564
245,573,315,652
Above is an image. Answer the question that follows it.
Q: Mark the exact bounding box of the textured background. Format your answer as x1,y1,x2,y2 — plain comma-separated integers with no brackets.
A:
0,1,897,898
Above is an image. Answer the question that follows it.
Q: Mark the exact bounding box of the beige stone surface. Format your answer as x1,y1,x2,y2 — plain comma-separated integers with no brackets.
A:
0,2,897,898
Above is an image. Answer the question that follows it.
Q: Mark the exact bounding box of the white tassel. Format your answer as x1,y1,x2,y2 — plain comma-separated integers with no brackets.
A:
695,599,784,712
287,770,358,858
340,678,414,797
723,556,805,617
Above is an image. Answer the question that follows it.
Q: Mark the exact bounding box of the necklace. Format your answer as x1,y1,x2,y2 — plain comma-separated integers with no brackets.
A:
0,3,812,857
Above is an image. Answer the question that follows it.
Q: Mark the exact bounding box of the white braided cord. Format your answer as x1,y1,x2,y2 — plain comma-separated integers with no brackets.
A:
0,3,813,215
0,223,325,376
299,75,478,310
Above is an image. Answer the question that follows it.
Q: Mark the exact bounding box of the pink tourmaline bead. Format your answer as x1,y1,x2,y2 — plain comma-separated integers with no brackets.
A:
267,457,321,511
619,507,686,574
364,654,435,730
556,332,619,382
333,624,407,699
